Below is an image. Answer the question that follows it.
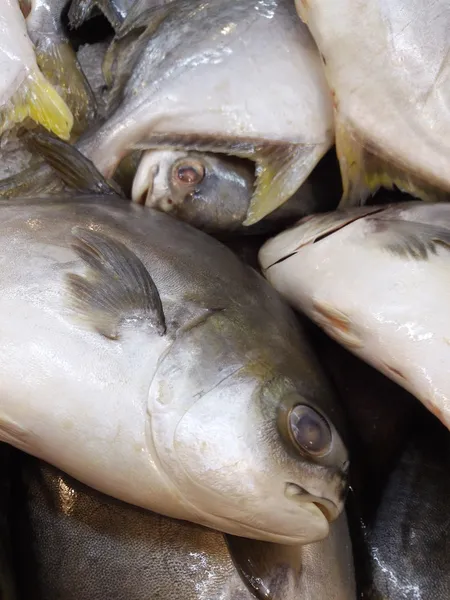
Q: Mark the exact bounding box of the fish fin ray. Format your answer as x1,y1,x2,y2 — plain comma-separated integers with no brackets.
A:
336,119,450,208
23,130,123,196
368,217,450,260
0,70,73,140
34,41,97,136
67,227,166,339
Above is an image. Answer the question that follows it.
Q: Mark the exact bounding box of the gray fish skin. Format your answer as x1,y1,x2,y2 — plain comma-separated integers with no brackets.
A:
77,0,334,225
12,456,355,600
12,457,252,600
363,412,450,599
0,193,348,545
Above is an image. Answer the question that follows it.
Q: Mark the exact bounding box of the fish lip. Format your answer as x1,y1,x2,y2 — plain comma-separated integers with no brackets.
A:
284,482,340,523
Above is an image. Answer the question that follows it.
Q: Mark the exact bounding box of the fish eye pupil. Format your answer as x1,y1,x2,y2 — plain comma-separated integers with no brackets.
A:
175,162,205,185
289,405,331,456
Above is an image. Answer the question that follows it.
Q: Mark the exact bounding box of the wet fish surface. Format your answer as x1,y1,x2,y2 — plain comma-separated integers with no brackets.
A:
11,455,356,600
296,0,450,207
259,201,450,430
0,133,349,546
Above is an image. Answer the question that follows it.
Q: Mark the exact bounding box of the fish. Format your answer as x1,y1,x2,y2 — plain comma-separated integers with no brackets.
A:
11,455,356,600
259,201,450,430
0,131,349,545
74,0,334,226
0,445,17,600
0,0,73,139
23,0,97,136
296,0,450,207
361,409,450,599
131,147,341,234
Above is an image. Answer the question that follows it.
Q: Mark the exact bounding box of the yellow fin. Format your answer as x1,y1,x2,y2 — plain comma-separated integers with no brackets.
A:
0,69,73,140
336,119,450,208
34,41,97,137
243,142,331,226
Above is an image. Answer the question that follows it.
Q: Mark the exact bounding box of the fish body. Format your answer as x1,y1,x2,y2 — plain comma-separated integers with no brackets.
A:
78,0,334,225
259,202,450,430
0,0,73,139
12,456,356,600
69,0,139,30
296,0,450,206
0,131,349,546
362,412,450,599
24,0,97,135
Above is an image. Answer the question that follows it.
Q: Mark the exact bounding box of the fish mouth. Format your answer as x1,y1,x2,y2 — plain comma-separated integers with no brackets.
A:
284,482,340,523
259,205,387,271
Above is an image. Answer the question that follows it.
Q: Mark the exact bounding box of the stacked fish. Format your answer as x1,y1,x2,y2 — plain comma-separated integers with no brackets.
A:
0,0,449,599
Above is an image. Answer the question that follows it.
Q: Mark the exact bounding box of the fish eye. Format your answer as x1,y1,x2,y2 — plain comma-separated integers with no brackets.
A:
172,159,205,186
288,405,332,457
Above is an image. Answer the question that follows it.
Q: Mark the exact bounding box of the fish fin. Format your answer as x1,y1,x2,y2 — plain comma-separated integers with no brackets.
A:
0,69,73,140
367,216,450,260
22,130,124,196
225,534,301,600
131,133,330,225
336,119,450,208
0,161,59,198
67,227,166,340
34,41,97,136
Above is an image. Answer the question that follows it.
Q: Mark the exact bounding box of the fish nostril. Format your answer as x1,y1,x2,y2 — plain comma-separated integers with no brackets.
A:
285,482,307,498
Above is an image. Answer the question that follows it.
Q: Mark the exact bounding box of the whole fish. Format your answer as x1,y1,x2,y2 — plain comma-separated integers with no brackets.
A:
76,0,334,226
0,132,349,545
23,0,97,135
296,0,450,207
0,0,73,139
131,147,341,234
12,455,356,600
361,410,450,599
259,201,450,430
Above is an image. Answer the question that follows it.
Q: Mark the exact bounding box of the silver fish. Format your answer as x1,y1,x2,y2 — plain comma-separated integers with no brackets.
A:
69,0,140,30
296,0,450,207
259,201,450,430
76,0,334,226
0,132,348,545
23,0,97,135
13,456,356,600
131,147,341,234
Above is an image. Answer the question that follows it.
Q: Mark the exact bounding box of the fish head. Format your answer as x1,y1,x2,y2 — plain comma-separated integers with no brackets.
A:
131,149,255,232
151,339,349,545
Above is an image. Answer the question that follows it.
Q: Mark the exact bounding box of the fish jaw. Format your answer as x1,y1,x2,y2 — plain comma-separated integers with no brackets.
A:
260,206,450,430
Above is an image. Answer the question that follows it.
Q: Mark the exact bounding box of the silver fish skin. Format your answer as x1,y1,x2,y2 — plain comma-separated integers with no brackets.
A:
296,0,450,207
76,0,334,225
69,0,140,30
259,201,450,431
0,132,348,545
13,457,356,600
24,0,97,134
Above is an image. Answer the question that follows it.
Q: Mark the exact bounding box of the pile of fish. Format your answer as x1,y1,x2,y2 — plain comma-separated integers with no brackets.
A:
0,0,448,598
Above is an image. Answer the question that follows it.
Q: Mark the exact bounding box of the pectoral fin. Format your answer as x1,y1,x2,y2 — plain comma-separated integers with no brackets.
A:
225,534,302,600
67,228,166,339
34,41,97,136
367,216,450,260
0,69,73,140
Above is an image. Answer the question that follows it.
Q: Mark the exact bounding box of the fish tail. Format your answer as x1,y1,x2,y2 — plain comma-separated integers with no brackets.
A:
336,119,450,207
34,40,97,137
0,68,73,141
